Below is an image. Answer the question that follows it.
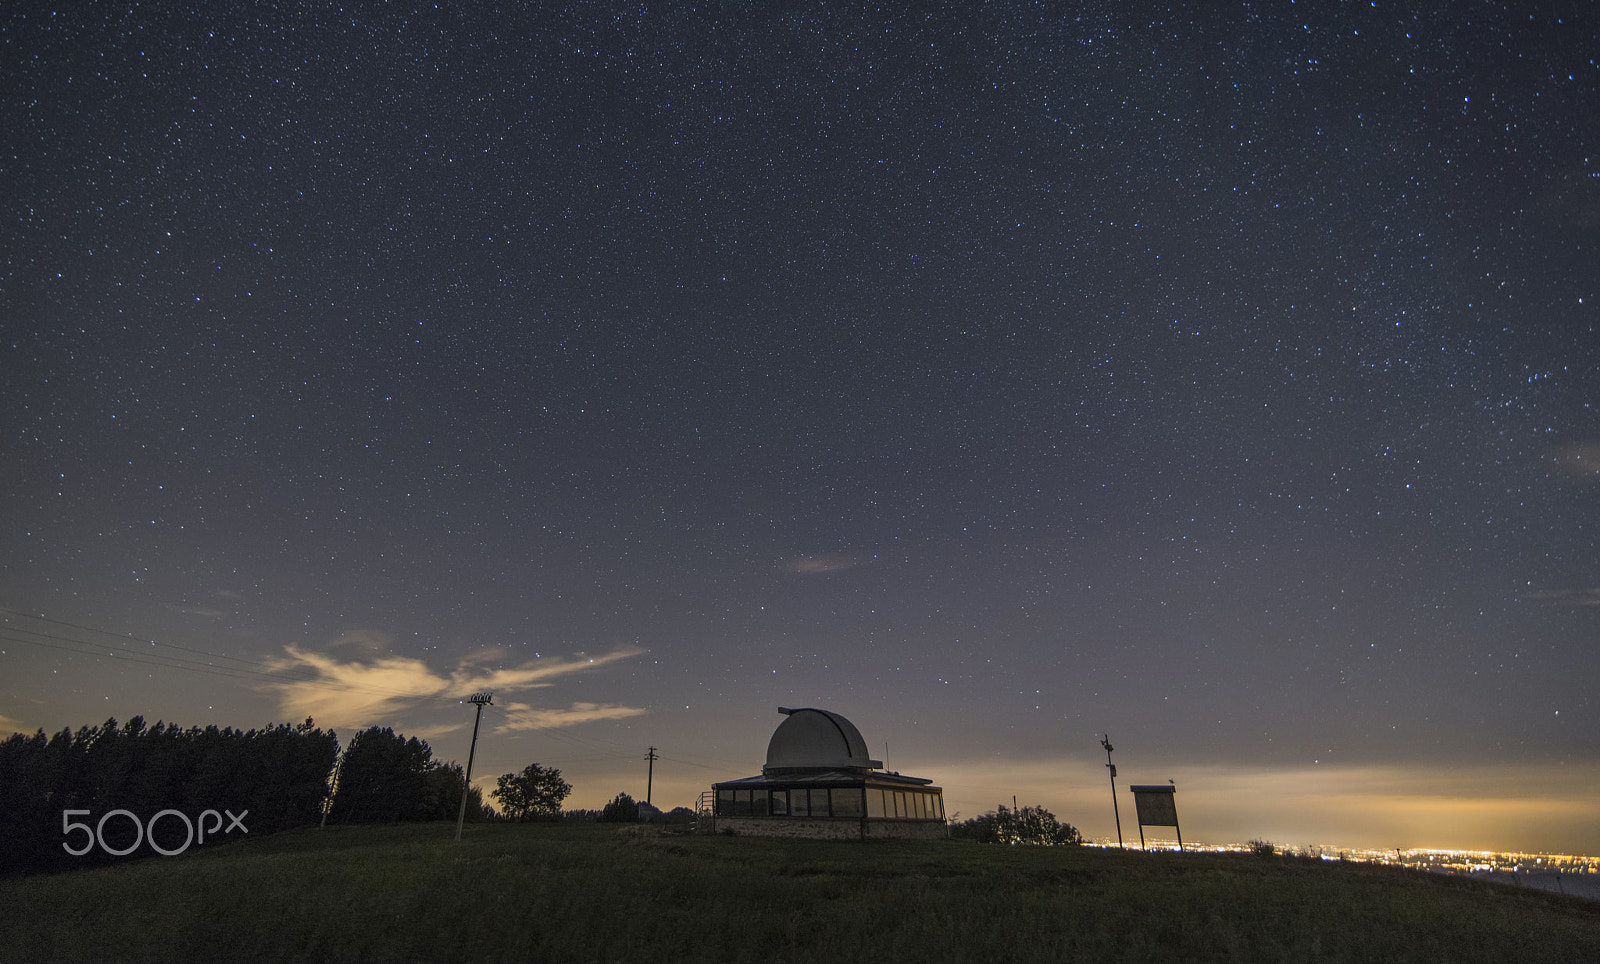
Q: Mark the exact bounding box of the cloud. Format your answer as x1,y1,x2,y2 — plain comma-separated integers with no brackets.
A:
444,647,645,693
327,629,394,653
165,604,227,618
0,713,31,736
1524,587,1600,607
404,721,469,741
261,639,647,730
497,701,648,731
1550,442,1600,479
787,553,858,574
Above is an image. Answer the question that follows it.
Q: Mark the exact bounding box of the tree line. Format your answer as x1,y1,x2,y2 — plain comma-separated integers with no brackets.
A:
0,716,576,876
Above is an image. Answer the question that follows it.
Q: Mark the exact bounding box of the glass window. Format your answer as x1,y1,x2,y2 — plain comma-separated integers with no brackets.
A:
791,788,810,817
716,789,734,816
916,793,930,819
832,787,864,818
866,788,886,818
734,789,753,816
933,794,944,820
894,792,907,818
753,791,770,817
810,788,830,817
769,790,788,816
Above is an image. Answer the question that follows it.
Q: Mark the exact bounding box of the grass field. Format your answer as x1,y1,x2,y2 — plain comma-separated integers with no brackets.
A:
3,822,1598,963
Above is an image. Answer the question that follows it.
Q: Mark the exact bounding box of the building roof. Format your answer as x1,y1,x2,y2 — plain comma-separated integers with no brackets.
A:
764,707,883,773
715,769,936,789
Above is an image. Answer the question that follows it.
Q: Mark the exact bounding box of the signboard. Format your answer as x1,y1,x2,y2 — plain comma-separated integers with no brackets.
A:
1130,785,1178,827
1128,785,1182,850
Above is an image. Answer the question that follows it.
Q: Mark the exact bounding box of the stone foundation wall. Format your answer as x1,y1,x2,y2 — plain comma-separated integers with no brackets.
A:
863,819,949,840
714,817,861,839
712,817,948,840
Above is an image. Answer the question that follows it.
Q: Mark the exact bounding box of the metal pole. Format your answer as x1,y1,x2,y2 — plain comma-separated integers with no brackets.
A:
1101,735,1123,848
455,692,492,842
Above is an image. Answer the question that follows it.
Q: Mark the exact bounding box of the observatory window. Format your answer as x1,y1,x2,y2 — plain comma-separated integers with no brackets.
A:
866,789,886,818
769,790,788,816
831,787,864,818
811,788,832,816
753,790,770,817
734,789,753,816
716,789,734,816
790,788,810,817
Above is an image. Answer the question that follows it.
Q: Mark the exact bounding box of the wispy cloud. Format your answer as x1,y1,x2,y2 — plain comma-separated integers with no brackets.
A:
498,701,648,731
0,713,31,736
1525,587,1600,607
787,553,858,574
165,604,227,618
326,628,395,653
1550,442,1600,479
262,640,647,730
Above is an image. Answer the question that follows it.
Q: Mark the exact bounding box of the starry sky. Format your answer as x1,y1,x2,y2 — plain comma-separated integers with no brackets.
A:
3,2,1598,853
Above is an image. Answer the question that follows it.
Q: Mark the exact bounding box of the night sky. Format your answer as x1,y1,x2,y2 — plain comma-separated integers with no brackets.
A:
4,2,1597,853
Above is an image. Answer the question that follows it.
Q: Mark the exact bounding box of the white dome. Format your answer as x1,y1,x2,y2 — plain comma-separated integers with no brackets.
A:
764,707,882,771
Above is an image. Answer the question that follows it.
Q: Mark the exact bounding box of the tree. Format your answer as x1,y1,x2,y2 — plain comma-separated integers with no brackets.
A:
950,804,1082,846
0,715,338,874
492,763,571,822
423,761,489,822
598,792,639,823
330,727,434,823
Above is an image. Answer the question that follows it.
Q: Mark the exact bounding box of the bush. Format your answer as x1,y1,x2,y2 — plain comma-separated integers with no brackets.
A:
950,804,1082,846
598,792,639,823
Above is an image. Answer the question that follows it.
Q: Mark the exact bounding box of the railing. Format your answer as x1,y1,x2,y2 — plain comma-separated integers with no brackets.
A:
695,790,716,834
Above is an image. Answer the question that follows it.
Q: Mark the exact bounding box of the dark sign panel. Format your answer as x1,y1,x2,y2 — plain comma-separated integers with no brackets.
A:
1130,785,1178,827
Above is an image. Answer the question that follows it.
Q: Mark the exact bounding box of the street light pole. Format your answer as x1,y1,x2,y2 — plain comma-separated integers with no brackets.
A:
455,692,493,842
1101,734,1123,848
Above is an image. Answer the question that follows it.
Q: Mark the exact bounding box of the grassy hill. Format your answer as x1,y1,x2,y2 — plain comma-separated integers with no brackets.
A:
3,822,1598,963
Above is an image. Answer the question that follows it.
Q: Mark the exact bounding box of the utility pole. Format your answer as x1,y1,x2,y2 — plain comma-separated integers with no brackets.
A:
455,692,493,842
321,749,343,828
644,746,658,806
1101,734,1123,848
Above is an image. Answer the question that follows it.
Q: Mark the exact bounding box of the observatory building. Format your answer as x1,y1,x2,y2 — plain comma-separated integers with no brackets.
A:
709,707,947,839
